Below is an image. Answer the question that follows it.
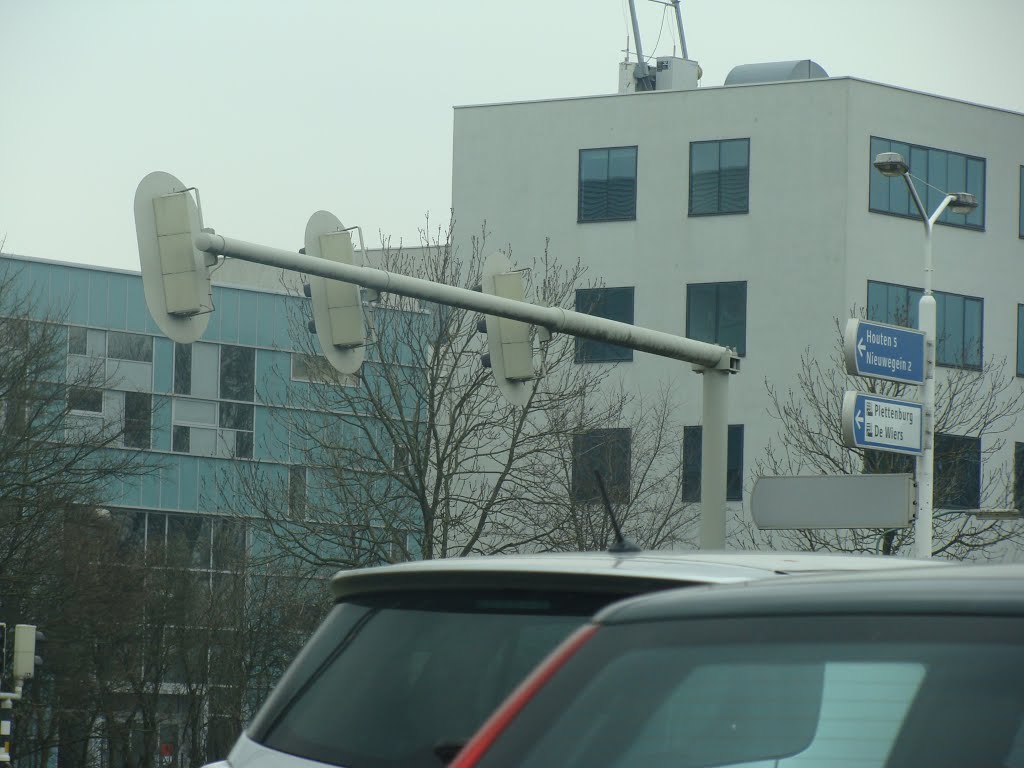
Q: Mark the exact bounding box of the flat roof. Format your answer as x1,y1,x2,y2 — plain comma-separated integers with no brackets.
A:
453,75,1024,120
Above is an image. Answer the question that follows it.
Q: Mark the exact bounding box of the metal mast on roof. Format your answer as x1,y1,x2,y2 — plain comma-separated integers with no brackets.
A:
670,0,688,59
626,0,655,90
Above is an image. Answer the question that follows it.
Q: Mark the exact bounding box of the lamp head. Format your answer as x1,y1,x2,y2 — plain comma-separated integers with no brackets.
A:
873,152,909,177
948,192,978,215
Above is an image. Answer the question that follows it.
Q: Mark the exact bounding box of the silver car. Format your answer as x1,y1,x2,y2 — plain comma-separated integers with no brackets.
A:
206,550,948,768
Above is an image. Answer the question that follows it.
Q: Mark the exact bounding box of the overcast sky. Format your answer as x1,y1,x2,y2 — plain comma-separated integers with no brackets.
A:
2,0,1022,271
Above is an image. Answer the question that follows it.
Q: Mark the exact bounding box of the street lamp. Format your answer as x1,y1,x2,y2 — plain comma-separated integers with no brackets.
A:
872,152,978,559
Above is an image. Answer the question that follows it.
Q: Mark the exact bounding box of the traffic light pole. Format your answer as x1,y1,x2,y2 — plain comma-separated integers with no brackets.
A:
191,230,739,549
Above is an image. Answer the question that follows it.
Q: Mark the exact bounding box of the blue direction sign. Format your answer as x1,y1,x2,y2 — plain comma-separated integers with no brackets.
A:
842,391,923,456
844,319,925,386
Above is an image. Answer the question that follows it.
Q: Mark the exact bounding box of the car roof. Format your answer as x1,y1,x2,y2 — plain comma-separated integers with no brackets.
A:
595,562,1024,624
329,550,951,601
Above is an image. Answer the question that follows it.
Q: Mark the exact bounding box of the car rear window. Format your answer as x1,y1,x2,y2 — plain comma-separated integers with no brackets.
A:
473,615,1024,768
248,589,618,768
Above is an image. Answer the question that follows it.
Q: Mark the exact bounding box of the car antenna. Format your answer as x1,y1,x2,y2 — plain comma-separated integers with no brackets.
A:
594,471,641,553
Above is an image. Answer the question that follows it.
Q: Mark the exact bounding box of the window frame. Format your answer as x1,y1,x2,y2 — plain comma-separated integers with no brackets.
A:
685,281,747,357
577,146,639,223
574,287,635,363
868,136,985,231
867,280,982,371
688,138,751,217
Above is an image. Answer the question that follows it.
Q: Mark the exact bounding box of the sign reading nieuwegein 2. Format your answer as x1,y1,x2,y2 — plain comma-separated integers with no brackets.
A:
844,319,925,386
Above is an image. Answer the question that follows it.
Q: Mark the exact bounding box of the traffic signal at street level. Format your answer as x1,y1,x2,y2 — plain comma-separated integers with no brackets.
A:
303,211,367,376
12,625,42,682
477,253,538,407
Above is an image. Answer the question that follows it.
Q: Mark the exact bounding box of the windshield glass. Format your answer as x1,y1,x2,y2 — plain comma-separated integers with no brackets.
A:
475,615,1024,768
249,589,617,768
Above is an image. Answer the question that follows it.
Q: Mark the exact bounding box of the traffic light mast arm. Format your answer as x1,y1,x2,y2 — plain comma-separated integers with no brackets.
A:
193,231,734,370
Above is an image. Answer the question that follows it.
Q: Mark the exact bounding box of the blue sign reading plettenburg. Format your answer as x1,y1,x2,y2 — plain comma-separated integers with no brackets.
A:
843,319,926,386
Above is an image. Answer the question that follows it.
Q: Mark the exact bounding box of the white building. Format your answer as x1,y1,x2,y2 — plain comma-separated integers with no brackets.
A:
451,60,1024,539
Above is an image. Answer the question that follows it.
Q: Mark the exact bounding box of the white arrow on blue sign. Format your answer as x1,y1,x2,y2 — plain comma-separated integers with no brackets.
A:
844,318,925,386
842,391,923,456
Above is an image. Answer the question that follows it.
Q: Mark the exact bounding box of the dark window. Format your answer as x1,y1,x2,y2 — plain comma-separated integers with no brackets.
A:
689,139,750,216
249,591,618,768
68,326,87,355
107,331,153,362
571,428,631,503
235,431,254,460
578,147,638,222
867,281,982,369
574,287,634,362
173,425,190,453
1016,443,1024,512
863,449,915,475
212,520,246,569
686,282,746,356
934,433,980,509
289,466,307,516
174,343,192,395
1019,306,1024,378
467,615,1024,768
167,513,211,569
220,345,255,401
869,136,985,230
124,392,151,449
683,425,744,502
68,387,103,413
219,402,254,431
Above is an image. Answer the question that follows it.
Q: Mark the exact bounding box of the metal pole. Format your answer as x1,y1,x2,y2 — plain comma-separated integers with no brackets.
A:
192,230,740,548
904,181,956,559
671,0,688,59
194,232,732,368
627,0,646,65
698,366,730,549
1,699,11,762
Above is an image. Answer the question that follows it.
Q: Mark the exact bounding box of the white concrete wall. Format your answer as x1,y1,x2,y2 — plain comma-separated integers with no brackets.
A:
452,77,1024,528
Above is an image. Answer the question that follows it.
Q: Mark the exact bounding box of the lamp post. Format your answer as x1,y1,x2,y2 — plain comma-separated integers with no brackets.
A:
872,152,978,558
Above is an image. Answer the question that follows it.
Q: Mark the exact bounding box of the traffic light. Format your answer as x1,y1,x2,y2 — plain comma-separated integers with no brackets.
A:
477,253,537,406
134,171,214,344
303,211,366,376
12,625,42,682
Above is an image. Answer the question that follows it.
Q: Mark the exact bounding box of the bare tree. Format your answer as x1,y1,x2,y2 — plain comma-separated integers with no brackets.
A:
220,220,697,568
752,314,1024,559
0,256,157,583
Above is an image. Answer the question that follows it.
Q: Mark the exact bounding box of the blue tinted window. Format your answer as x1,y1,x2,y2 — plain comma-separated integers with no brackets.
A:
686,282,747,356
1016,442,1024,511
1017,305,1024,377
689,139,750,216
578,147,638,222
867,281,981,370
682,425,744,502
1019,167,1024,238
869,136,985,230
575,287,635,362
